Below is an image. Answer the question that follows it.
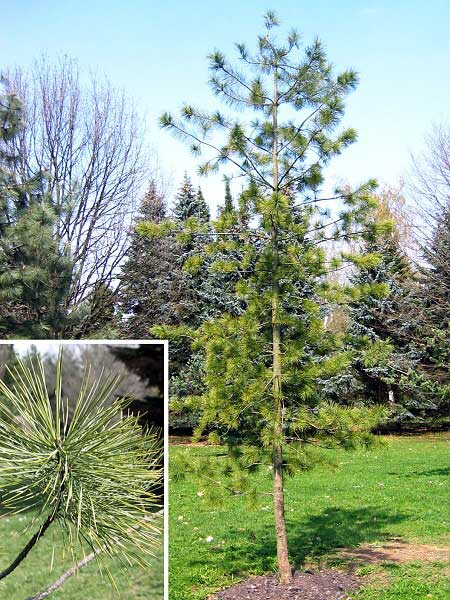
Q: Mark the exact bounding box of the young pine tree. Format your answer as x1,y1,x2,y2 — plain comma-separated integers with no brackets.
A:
141,13,390,583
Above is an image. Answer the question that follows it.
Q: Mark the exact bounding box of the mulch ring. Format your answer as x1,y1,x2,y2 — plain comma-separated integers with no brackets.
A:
212,569,360,600
211,540,450,600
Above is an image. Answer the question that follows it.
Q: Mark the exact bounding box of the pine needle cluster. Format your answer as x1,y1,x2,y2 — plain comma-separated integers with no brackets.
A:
0,350,162,584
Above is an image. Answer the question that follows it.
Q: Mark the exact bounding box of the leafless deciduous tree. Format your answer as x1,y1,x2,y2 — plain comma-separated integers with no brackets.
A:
3,56,149,309
409,122,450,239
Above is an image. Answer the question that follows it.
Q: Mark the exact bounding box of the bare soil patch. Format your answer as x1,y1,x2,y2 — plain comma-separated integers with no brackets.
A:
338,539,450,565
212,570,360,600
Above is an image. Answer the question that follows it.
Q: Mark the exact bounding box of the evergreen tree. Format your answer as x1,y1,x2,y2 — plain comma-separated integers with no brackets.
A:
142,13,389,583
118,182,196,341
219,175,234,215
421,204,450,330
407,123,450,414
340,194,419,414
168,178,213,408
0,83,73,338
414,204,450,410
194,181,247,321
172,174,209,222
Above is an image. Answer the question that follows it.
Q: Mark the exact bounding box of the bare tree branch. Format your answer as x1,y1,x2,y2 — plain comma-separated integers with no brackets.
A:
4,56,151,310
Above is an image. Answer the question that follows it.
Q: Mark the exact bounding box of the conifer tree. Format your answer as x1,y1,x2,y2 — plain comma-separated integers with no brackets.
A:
219,175,234,215
0,83,73,338
118,182,196,340
168,177,213,403
341,193,418,412
408,124,450,413
172,174,209,222
414,204,450,408
195,179,246,320
421,204,450,332
141,13,389,583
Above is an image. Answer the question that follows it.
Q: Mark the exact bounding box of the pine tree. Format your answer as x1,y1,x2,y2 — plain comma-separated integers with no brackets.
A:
0,83,73,338
142,13,389,583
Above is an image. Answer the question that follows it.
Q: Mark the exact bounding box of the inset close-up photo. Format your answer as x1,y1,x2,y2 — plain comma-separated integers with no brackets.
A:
0,341,165,600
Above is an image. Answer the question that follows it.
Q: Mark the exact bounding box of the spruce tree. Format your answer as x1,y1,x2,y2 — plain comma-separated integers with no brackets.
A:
195,179,246,320
172,174,209,222
141,13,389,583
0,83,73,338
118,182,196,340
219,175,234,215
421,205,450,330
408,124,450,414
168,177,213,408
415,204,450,408
342,194,418,412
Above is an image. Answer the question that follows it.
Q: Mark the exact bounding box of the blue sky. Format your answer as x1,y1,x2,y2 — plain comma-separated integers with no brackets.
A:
1,0,449,211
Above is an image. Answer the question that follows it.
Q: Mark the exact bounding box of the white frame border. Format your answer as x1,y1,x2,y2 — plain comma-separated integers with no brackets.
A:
0,338,169,599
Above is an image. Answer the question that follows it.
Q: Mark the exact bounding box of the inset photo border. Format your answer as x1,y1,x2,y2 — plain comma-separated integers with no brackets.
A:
0,340,168,600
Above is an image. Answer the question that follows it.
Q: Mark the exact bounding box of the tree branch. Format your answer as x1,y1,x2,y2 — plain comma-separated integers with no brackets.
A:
25,510,164,600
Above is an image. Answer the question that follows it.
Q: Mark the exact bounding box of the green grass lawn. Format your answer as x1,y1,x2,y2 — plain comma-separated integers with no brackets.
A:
169,434,450,600
0,513,164,599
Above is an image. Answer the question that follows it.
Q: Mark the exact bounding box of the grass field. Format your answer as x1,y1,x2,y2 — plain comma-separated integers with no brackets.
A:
0,512,164,599
169,434,450,600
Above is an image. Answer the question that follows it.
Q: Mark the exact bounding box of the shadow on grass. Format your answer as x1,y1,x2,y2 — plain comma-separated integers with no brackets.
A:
189,506,407,576
410,467,450,478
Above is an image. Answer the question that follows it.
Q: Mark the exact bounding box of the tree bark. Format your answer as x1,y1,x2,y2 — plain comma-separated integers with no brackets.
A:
271,60,292,585
273,438,292,584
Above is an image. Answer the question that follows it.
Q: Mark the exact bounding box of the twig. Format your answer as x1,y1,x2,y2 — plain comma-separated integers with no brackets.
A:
25,549,102,600
25,510,163,600
0,491,63,583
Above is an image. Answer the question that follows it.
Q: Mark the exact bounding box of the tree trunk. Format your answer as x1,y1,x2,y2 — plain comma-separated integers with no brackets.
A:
271,60,292,585
273,442,292,584
272,296,292,583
